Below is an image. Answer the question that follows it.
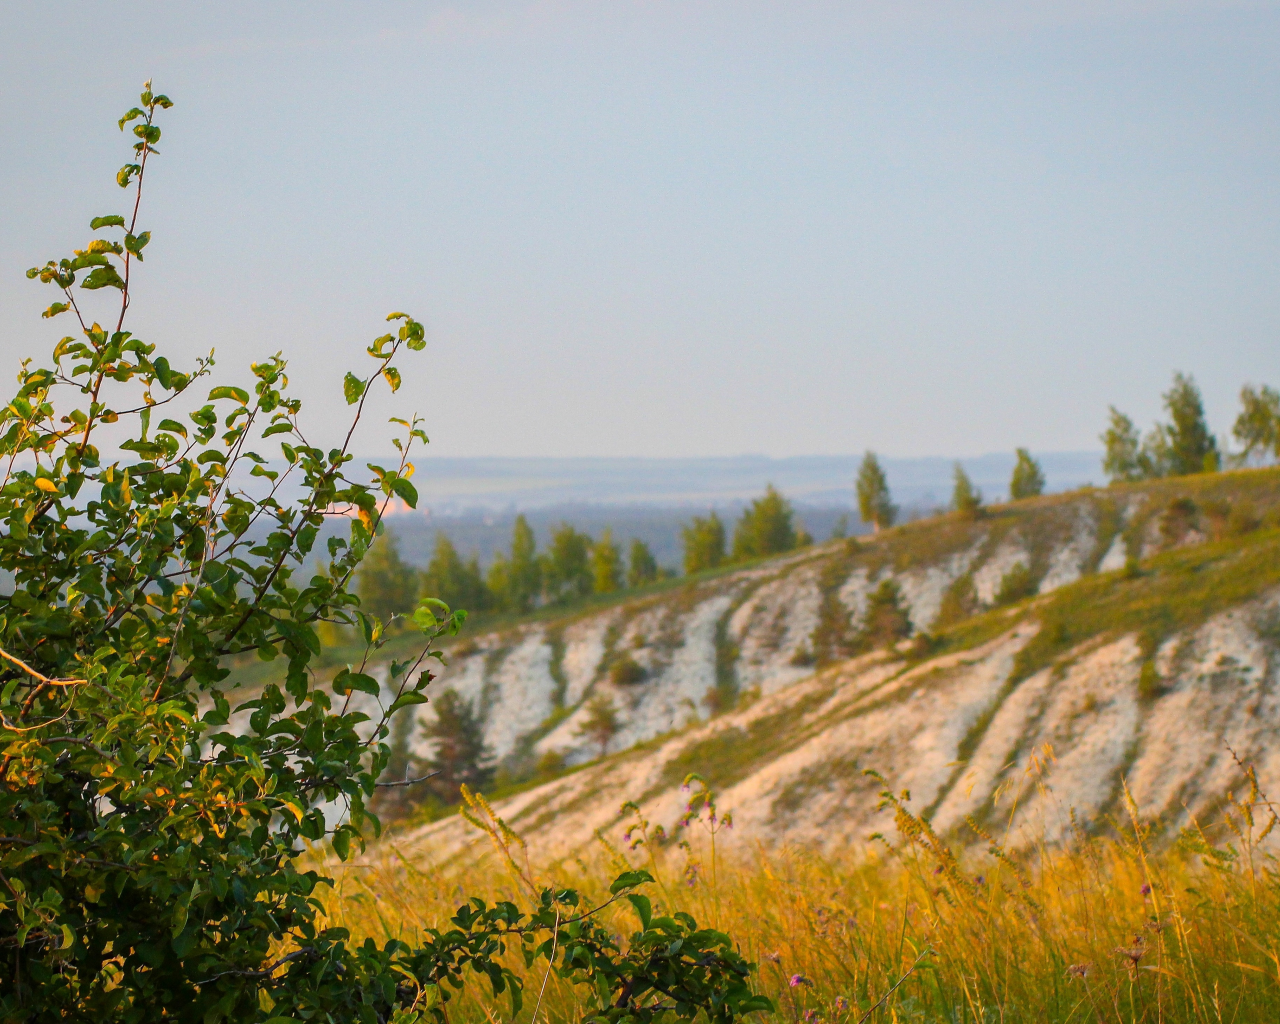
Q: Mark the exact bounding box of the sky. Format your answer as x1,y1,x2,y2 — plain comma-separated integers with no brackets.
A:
1,1,1277,461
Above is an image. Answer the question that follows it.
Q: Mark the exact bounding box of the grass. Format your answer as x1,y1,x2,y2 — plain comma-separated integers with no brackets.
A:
322,761,1280,1023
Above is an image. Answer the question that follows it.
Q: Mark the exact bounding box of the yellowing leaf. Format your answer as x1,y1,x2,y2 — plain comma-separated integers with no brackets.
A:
34,478,59,493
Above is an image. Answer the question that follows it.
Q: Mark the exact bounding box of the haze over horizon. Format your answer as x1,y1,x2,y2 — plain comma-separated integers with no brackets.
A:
2,2,1276,461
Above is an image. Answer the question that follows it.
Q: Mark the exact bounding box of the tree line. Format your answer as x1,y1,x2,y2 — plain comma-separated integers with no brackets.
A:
359,483,819,620
1103,372,1280,481
363,372,1278,624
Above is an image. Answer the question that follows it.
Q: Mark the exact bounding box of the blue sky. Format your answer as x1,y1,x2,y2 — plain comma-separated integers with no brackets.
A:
1,2,1276,459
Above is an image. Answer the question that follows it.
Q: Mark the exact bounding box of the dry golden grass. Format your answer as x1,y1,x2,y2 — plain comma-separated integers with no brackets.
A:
320,768,1280,1024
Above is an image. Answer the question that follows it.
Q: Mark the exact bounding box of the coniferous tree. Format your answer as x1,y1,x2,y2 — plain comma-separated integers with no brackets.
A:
1102,406,1145,483
576,692,621,758
487,514,541,613
1163,372,1219,475
856,579,912,650
681,511,726,575
545,522,593,603
591,528,623,595
951,463,983,519
627,538,659,588
416,688,493,803
421,532,491,613
356,528,419,623
731,484,797,560
1009,448,1046,501
1103,374,1220,483
1233,384,1280,465
856,452,896,531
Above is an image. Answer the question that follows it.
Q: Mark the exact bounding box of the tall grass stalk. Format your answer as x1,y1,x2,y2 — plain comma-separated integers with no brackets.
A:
321,768,1280,1023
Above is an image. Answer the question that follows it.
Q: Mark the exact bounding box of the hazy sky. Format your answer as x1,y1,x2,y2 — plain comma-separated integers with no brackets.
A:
2,2,1276,459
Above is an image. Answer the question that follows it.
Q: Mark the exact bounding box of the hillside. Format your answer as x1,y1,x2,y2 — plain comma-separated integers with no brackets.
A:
317,468,1280,857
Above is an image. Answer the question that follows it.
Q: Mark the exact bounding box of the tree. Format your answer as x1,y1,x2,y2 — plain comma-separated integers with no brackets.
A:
357,527,419,623
421,531,491,613
576,692,621,758
416,688,494,802
627,537,658,588
0,84,768,1024
731,484,797,560
1163,372,1219,475
487,513,541,613
1102,406,1145,482
856,579,913,650
682,511,726,575
856,452,896,531
1233,384,1280,465
1102,374,1219,483
1009,448,1045,501
591,527,623,594
952,463,983,518
544,522,593,602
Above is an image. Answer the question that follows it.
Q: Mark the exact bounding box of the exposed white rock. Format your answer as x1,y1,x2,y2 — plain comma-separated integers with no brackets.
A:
481,629,556,758
1097,534,1128,573
838,567,875,624
733,564,824,695
897,540,983,630
972,537,1031,606
561,613,615,706
1038,511,1095,594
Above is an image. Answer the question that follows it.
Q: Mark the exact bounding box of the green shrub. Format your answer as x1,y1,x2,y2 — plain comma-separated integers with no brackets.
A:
994,562,1037,606
610,654,648,685
0,84,767,1024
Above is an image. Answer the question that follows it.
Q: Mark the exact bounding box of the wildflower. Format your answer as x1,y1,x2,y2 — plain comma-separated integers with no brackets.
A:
974,875,985,886
834,996,849,1012
789,974,812,988
803,1010,821,1023
1140,882,1152,897
723,811,734,829
932,865,943,876
1066,963,1091,979
1115,936,1145,974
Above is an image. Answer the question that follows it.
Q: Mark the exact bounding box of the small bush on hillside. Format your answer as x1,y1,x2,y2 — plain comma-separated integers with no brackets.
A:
1159,496,1200,548
856,579,913,650
610,653,648,685
994,562,1037,606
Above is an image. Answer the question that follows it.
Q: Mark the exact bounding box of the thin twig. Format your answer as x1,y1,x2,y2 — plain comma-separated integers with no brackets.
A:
530,906,561,1024
854,947,931,1024
0,647,85,686
374,771,440,789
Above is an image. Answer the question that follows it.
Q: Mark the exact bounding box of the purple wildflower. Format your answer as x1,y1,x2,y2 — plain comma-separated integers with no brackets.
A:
790,974,811,988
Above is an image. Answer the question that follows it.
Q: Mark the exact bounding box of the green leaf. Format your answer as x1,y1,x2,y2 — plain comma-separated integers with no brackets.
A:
90,214,126,229
331,828,351,861
343,372,365,405
390,476,418,509
609,869,654,895
388,691,431,714
208,385,250,404
625,892,653,931
80,265,126,290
